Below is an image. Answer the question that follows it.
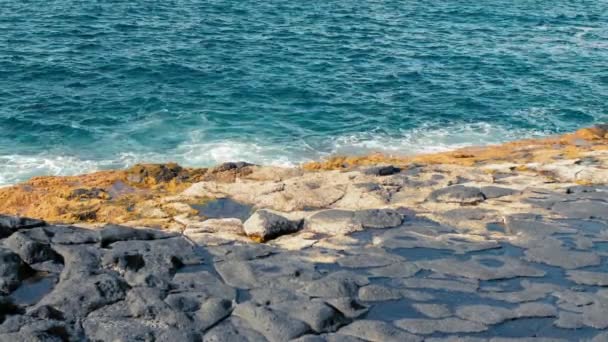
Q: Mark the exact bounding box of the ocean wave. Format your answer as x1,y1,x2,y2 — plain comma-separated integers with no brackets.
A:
0,123,546,187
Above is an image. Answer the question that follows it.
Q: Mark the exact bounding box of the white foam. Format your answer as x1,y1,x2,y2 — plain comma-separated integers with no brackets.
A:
0,123,546,187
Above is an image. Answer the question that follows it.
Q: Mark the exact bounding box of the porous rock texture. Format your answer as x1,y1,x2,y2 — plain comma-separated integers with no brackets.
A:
0,126,608,340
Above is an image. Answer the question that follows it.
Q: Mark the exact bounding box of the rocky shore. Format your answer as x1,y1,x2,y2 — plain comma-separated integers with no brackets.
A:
1,125,608,341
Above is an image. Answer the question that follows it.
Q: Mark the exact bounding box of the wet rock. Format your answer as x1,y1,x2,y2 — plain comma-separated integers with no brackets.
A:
233,301,311,342
0,215,45,238
4,232,61,264
428,185,485,204
243,209,302,242
338,320,422,342
395,317,487,334
0,247,32,294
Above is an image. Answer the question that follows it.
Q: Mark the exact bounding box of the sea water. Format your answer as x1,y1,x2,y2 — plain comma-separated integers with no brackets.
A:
1,0,607,185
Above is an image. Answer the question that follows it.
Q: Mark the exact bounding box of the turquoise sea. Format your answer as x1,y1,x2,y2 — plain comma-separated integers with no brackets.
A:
1,1,607,185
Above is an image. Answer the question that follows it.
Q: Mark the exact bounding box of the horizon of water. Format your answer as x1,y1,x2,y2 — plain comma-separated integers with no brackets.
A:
1,1,607,186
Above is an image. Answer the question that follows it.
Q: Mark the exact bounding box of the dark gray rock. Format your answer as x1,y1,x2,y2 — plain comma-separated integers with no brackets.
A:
427,185,485,204
480,186,519,199
99,224,176,247
0,247,32,294
194,297,234,330
271,300,350,333
243,209,303,241
203,317,267,342
363,165,401,176
233,301,311,342
4,232,61,264
47,225,99,245
0,215,45,239
0,297,22,324
35,273,129,319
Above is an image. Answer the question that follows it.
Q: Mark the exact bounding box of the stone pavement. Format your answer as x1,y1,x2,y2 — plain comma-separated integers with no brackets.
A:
1,177,607,341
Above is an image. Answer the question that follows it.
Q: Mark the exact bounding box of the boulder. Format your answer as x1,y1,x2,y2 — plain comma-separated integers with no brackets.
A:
0,247,32,294
4,231,61,264
243,209,302,242
0,215,45,238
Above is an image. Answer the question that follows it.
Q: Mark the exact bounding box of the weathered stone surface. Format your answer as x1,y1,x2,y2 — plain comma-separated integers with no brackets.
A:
272,300,349,333
183,218,244,235
305,209,403,235
3,232,60,264
362,165,401,176
338,320,422,342
417,255,545,281
0,215,45,238
233,301,311,342
243,209,303,242
395,317,487,334
552,200,608,220
480,186,519,199
203,317,267,342
0,247,31,294
455,303,557,325
525,245,601,269
305,210,363,235
412,303,451,318
428,185,485,204
35,272,128,319
567,270,608,286
358,285,403,302
98,224,176,247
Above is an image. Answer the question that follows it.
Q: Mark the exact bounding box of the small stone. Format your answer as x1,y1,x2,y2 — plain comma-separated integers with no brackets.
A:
243,209,302,242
